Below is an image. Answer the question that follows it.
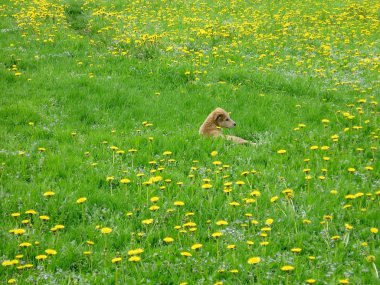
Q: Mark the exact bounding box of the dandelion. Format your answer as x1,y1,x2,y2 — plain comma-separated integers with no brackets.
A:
35,255,48,260
216,220,228,226
248,257,261,264
163,237,174,243
43,191,55,197
191,243,203,250
128,256,141,262
281,265,295,271
338,279,349,284
180,251,192,257
306,279,316,284
100,227,113,234
45,249,57,255
277,149,286,154
174,201,185,206
76,197,87,204
142,219,154,225
112,257,122,263
370,227,378,234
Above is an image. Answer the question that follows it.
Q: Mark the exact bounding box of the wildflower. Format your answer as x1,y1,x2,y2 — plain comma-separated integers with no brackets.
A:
112,257,122,263
128,248,144,256
277,149,286,154
291,248,302,253
201,183,213,189
39,215,50,221
19,242,32,248
76,197,87,204
339,279,349,284
35,255,47,260
174,201,185,206
100,227,113,234
8,279,16,284
370,227,378,234
216,220,228,226
281,265,295,271
347,168,356,173
43,191,55,197
366,255,375,262
163,237,174,243
25,209,37,215
120,178,131,184
11,213,20,217
211,151,218,157
180,252,192,257
10,229,26,235
306,279,316,284
270,196,279,203
128,256,141,262
45,249,57,255
250,190,261,197
248,257,261,264
211,232,223,238
142,219,154,225
265,219,274,225
191,243,203,250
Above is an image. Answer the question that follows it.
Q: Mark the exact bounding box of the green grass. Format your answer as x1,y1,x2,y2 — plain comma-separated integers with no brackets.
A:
0,0,379,284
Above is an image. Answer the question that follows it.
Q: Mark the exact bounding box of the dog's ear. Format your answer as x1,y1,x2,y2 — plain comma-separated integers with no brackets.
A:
213,110,226,122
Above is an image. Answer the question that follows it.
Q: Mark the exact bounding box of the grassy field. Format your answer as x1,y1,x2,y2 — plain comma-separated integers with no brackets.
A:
0,0,379,284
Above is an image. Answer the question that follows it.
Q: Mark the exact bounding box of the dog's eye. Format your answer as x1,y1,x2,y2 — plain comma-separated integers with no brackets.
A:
226,118,229,121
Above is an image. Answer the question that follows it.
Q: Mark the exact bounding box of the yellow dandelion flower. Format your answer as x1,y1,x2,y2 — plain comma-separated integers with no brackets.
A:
191,243,203,250
35,255,48,260
128,256,141,262
281,265,295,271
248,257,261,264
100,227,112,234
180,252,192,257
112,257,122,263
76,197,87,204
163,237,174,243
45,249,57,255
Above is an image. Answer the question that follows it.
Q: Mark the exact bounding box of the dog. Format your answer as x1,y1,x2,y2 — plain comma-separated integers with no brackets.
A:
199,107,254,145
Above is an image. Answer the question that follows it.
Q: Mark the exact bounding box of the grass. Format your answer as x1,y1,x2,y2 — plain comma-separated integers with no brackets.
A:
0,0,379,284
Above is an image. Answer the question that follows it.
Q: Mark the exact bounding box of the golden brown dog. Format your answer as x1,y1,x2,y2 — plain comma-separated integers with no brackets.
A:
199,107,254,145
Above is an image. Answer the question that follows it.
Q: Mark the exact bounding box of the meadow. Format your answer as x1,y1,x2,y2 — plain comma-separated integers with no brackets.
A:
0,0,379,284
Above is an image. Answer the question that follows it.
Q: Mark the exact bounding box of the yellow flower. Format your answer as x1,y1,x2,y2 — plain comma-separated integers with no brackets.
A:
76,197,87,204
120,178,131,184
191,243,203,250
277,149,286,154
19,242,32,248
142,219,154,225
100,227,112,234
366,255,375,262
248,257,261,264
163,237,174,243
112,257,122,263
216,220,228,226
128,248,144,255
45,249,57,255
306,279,316,284
291,248,302,253
39,215,50,221
201,183,213,189
281,265,295,271
265,218,274,225
270,196,279,203
128,255,141,262
370,227,378,234
8,279,16,284
180,252,192,257
211,232,223,238
339,279,349,284
174,201,185,206
35,255,48,260
43,191,55,197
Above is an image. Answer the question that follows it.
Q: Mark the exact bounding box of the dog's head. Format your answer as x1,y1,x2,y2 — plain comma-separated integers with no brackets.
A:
213,108,236,128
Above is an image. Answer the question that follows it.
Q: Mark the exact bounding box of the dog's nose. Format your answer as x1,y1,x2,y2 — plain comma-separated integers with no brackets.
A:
233,123,236,126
